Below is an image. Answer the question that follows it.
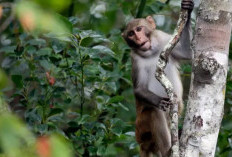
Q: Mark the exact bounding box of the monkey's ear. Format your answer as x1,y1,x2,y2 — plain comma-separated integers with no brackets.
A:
121,32,125,39
146,16,156,29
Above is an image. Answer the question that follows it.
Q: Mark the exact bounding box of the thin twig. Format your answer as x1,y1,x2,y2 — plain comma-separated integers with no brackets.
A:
155,9,189,157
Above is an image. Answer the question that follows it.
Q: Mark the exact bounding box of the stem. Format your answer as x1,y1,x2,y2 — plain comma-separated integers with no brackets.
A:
136,0,146,18
78,48,85,118
70,36,85,118
42,86,49,124
64,49,80,97
155,9,189,157
79,64,84,118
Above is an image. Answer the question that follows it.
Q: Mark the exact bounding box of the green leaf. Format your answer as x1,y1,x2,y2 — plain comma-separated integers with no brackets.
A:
104,144,117,156
59,59,75,68
16,1,72,34
51,39,66,53
111,126,122,136
105,82,117,93
55,13,73,33
49,108,64,117
50,134,73,157
92,45,115,57
26,45,37,54
88,146,97,156
125,131,135,136
25,108,42,124
27,39,46,47
43,33,72,42
0,96,10,114
0,69,8,89
35,124,48,134
0,115,36,157
0,46,17,54
96,96,105,111
69,16,79,25
110,118,124,136
79,30,101,39
118,103,129,111
33,0,71,11
78,115,90,125
108,96,124,104
95,122,106,131
1,57,13,68
36,47,52,56
39,60,53,71
11,75,23,88
129,142,138,150
80,37,94,47
97,145,106,156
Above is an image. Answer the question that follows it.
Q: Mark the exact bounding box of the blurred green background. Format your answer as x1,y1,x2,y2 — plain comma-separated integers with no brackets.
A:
0,0,231,156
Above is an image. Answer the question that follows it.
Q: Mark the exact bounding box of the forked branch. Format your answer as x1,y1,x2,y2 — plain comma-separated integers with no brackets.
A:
155,9,189,157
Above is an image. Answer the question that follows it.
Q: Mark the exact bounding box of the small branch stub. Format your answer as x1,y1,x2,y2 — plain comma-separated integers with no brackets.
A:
193,54,221,84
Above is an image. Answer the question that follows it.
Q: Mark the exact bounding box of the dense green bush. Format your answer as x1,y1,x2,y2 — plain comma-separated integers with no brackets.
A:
1,23,137,156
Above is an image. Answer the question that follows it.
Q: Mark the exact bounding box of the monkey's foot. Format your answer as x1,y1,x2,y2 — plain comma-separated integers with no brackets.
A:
159,98,172,111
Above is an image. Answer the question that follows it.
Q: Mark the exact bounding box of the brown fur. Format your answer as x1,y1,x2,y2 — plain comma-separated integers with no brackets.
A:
135,99,171,157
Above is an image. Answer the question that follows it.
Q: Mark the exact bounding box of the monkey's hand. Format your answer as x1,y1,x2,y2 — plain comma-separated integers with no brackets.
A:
181,0,194,12
159,98,172,111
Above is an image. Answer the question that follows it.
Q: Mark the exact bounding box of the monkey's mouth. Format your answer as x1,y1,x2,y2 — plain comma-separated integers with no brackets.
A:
140,41,148,47
139,41,150,50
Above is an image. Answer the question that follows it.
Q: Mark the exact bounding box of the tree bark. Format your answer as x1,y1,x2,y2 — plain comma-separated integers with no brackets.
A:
180,0,232,157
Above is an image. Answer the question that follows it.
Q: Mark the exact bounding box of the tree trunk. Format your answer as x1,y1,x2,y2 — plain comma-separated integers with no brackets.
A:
179,0,232,157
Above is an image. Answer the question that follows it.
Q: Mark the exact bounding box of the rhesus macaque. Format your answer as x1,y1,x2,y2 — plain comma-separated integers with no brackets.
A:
122,0,194,156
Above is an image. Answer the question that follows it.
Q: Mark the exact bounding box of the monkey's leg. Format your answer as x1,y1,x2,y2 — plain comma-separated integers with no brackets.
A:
151,109,171,157
140,145,162,157
136,108,155,157
140,150,154,157
155,152,162,157
136,102,171,157
137,131,156,157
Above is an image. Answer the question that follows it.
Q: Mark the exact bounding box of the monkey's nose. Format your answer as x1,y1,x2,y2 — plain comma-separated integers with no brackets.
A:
135,35,141,40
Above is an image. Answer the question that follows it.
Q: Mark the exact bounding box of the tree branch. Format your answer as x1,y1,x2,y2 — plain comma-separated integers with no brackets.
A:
155,9,189,157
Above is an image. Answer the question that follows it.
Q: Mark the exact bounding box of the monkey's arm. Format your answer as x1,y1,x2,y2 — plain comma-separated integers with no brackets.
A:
134,86,162,107
132,57,170,110
171,0,194,60
171,19,192,60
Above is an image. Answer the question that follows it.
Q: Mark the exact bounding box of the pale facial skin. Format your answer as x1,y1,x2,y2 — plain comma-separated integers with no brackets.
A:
127,26,151,51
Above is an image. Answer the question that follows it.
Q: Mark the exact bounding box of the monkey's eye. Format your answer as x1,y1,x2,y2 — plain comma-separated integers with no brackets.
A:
136,26,142,32
128,31,135,37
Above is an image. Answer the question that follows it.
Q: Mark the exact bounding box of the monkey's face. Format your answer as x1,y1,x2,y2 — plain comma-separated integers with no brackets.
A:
126,26,151,51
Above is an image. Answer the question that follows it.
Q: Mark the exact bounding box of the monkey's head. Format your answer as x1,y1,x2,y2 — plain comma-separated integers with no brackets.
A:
122,16,156,51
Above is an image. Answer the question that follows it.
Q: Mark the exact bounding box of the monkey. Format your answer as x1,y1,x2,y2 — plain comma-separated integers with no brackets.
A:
122,0,194,156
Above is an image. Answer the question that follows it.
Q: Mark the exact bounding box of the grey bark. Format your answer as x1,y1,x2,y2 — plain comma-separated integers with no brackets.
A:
179,0,232,157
